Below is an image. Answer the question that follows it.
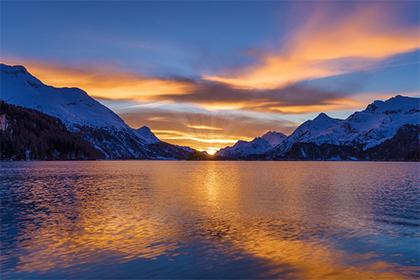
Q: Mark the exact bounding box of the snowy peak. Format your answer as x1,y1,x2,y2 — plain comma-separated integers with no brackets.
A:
344,95,420,148
261,131,287,146
364,95,419,114
310,112,341,127
0,63,208,160
314,112,332,121
284,112,343,147
0,64,44,88
278,95,420,153
1,64,29,75
134,126,160,144
0,63,128,130
216,130,286,158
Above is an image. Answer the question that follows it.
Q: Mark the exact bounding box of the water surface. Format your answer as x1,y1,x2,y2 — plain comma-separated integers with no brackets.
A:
1,161,419,279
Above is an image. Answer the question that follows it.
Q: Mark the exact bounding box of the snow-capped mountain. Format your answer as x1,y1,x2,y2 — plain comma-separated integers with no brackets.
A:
261,131,287,146
269,95,420,160
0,63,205,160
134,126,160,144
0,64,151,159
0,64,127,129
216,131,286,159
279,95,419,152
345,95,420,148
281,113,344,150
216,95,419,161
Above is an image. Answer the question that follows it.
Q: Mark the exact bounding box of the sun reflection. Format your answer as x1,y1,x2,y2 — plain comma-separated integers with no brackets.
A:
6,162,417,279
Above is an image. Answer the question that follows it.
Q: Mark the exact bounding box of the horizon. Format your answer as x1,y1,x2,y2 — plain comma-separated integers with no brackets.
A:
1,1,419,153
1,61,418,155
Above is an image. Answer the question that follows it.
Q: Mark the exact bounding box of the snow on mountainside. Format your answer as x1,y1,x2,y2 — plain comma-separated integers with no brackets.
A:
0,64,150,159
0,63,205,159
216,131,286,158
345,95,420,148
0,64,127,129
134,126,160,144
216,95,419,160
281,95,420,150
282,113,344,150
261,131,287,146
270,95,420,158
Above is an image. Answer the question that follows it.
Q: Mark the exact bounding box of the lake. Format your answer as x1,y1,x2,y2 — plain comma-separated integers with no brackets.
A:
0,161,419,279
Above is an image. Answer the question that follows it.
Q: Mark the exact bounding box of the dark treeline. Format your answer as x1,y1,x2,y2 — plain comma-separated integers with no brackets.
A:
0,101,103,160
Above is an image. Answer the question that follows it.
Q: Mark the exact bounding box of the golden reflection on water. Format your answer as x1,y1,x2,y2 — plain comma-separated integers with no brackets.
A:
16,175,180,272
4,161,418,279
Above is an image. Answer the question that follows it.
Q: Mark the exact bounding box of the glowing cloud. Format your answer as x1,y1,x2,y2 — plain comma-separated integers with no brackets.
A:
186,124,224,131
1,58,194,100
204,6,420,89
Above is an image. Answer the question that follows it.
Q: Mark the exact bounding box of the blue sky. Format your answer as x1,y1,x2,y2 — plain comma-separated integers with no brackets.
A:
1,1,419,152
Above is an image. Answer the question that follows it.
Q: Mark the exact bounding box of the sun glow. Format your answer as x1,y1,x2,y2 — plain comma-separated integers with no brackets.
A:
205,147,219,155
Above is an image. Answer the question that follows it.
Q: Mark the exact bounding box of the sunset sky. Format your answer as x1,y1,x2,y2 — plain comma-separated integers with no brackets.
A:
1,1,419,153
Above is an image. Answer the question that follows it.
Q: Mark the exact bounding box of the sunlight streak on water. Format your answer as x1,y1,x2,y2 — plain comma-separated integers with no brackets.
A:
0,161,419,279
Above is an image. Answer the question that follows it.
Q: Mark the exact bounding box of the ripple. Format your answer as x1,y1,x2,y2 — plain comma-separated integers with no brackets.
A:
1,161,419,279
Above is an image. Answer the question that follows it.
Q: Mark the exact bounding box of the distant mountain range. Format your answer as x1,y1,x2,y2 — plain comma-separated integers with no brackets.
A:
0,63,419,161
216,95,419,161
217,131,287,159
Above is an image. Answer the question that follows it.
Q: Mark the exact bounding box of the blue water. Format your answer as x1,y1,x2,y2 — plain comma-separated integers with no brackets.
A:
1,161,419,279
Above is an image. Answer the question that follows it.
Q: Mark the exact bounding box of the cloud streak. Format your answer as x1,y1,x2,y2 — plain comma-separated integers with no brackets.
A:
153,80,362,114
119,105,296,152
1,58,194,99
3,57,362,114
204,5,420,89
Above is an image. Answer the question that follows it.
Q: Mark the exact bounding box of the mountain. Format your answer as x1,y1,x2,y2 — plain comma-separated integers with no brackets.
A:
279,124,419,161
269,95,420,160
281,95,419,149
0,63,206,160
134,126,160,144
344,95,420,148
0,101,103,160
134,126,208,160
216,95,419,161
0,64,126,129
216,131,286,159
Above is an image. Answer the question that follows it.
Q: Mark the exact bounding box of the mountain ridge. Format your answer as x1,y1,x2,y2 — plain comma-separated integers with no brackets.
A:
216,95,419,161
216,130,286,159
0,63,207,160
1,63,418,161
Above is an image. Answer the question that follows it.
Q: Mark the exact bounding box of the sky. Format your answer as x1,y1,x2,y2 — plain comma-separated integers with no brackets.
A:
1,1,419,154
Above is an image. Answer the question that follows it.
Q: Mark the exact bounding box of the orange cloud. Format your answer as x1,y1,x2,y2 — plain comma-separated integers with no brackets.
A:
1,57,362,116
186,124,224,131
119,107,295,152
204,6,420,89
1,58,194,100
260,98,364,114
